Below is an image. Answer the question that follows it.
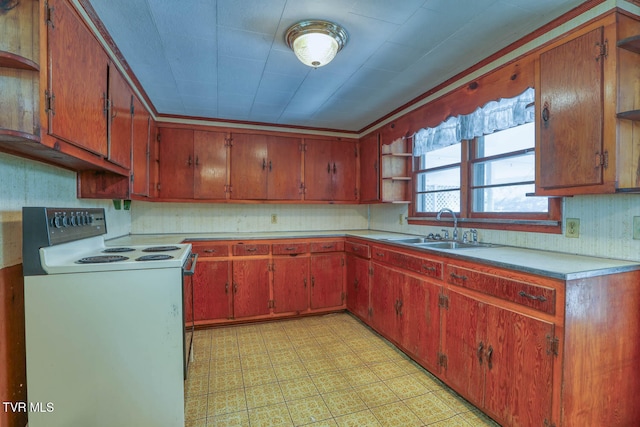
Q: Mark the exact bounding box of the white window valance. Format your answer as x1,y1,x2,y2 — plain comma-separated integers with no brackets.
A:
413,87,535,156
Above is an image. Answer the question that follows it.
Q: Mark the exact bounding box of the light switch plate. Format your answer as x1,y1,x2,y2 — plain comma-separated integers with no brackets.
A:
565,218,580,238
633,216,640,240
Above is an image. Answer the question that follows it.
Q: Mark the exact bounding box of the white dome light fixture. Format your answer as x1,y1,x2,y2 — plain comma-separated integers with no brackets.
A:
285,20,348,68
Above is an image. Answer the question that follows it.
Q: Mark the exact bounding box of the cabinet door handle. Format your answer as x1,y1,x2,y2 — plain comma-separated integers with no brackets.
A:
225,283,229,294
542,103,550,123
195,156,199,166
233,283,238,293
187,155,192,167
397,299,403,316
477,341,484,365
311,277,315,287
304,278,307,288
269,160,272,171
262,158,266,170
486,345,493,370
354,278,359,289
449,272,467,281
518,291,547,302
327,162,331,173
333,163,337,174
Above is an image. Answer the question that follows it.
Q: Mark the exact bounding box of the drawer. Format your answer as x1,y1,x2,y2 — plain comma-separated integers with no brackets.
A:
309,240,344,253
446,265,556,315
191,243,229,257
272,242,309,255
371,246,442,280
232,243,270,256
345,241,370,258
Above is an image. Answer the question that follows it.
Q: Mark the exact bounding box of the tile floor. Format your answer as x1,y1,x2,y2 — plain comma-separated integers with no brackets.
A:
184,313,500,427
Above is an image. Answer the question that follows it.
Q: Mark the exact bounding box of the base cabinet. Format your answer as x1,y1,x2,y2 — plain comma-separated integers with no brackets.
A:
346,254,370,321
310,253,345,309
272,257,309,314
193,259,231,322
232,258,271,319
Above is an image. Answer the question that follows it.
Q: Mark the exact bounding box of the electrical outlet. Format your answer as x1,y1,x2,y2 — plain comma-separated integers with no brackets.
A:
271,214,277,224
565,218,580,238
399,214,404,225
633,216,640,240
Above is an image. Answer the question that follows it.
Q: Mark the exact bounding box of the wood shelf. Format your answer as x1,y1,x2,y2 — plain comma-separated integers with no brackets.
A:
617,110,640,121
617,34,640,54
381,152,412,157
382,176,411,180
0,51,39,71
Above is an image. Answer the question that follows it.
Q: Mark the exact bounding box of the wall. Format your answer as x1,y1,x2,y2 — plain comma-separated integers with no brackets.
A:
370,194,640,262
130,201,369,234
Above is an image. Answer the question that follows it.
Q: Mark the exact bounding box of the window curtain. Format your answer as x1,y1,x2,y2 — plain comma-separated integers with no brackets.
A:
413,87,535,156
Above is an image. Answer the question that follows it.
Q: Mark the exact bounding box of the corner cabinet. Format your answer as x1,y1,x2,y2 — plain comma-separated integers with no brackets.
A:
536,12,640,195
380,137,412,203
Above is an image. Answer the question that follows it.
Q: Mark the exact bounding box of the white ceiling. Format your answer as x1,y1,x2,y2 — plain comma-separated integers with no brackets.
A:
86,0,587,132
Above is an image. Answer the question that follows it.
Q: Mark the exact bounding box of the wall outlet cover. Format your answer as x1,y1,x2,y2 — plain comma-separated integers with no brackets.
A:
271,214,277,224
565,218,580,238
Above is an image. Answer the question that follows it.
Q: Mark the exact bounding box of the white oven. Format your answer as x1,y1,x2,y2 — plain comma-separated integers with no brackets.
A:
22,207,194,427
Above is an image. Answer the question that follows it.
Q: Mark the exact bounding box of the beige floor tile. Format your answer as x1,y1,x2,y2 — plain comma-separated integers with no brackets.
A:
304,357,337,375
460,409,500,426
185,394,208,422
334,409,383,427
209,356,241,374
242,366,278,386
280,376,319,401
357,349,390,365
432,388,477,413
305,419,338,427
208,410,250,427
212,345,241,359
238,342,267,356
404,393,456,423
384,374,430,400
247,403,294,427
270,349,301,365
207,389,247,417
354,382,400,409
273,361,308,381
210,370,244,392
185,416,207,427
330,352,362,369
323,389,368,417
296,346,326,360
245,383,285,409
189,360,211,377
240,353,271,370
370,401,423,427
369,361,407,381
287,395,332,426
265,340,295,353
311,371,352,394
186,374,210,397
342,366,381,387
428,414,473,426
410,371,443,391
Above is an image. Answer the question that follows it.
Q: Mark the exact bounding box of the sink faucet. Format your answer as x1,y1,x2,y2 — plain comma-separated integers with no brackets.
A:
436,208,458,240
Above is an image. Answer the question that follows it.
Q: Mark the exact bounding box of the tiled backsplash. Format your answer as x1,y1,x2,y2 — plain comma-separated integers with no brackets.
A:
0,153,131,268
131,201,369,234
369,195,640,262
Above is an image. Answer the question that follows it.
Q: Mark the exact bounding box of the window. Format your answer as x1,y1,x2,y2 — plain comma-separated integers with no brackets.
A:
411,88,561,232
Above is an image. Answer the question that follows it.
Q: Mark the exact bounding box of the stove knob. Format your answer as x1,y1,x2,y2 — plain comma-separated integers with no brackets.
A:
79,215,86,225
70,215,77,226
61,215,69,227
52,215,62,228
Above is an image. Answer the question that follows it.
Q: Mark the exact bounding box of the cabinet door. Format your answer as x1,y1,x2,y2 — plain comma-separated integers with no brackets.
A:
193,259,231,321
331,140,358,201
443,289,486,407
232,259,270,318
158,128,194,198
310,253,345,309
131,95,150,196
273,257,309,313
230,133,268,199
304,138,334,200
266,136,302,200
194,131,227,199
107,64,133,169
359,133,380,202
484,305,554,427
398,275,441,373
538,27,604,189
47,0,108,156
369,263,398,339
346,255,370,320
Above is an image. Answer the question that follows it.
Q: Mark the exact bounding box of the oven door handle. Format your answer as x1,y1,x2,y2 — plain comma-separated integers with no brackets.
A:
183,253,198,276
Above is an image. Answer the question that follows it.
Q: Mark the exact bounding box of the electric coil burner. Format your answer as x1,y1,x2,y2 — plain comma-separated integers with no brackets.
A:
142,246,181,252
77,255,129,263
136,254,174,261
103,247,135,253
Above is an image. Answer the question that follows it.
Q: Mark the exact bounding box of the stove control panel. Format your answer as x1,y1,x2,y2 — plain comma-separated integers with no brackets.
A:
23,207,107,247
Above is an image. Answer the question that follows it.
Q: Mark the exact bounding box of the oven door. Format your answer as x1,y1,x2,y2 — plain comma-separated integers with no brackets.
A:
182,252,198,380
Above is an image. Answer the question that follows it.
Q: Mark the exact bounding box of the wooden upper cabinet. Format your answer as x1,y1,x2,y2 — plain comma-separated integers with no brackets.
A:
304,138,358,201
194,131,227,199
131,95,151,197
230,134,301,200
107,63,133,169
46,0,108,156
158,128,195,199
538,27,605,191
359,132,380,202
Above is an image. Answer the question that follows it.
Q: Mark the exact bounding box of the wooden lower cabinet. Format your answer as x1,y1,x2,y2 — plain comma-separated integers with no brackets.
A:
192,259,231,322
272,257,309,314
443,289,554,426
346,254,370,321
310,253,345,309
232,258,270,318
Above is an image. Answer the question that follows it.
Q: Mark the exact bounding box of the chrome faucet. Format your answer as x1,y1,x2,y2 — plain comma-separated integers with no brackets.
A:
436,208,458,240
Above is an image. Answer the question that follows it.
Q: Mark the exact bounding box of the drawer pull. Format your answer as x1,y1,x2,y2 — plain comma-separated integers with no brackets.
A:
450,272,467,281
375,252,384,257
285,247,296,251
204,249,216,253
246,247,257,252
322,245,334,249
351,246,359,251
422,265,436,272
518,291,547,302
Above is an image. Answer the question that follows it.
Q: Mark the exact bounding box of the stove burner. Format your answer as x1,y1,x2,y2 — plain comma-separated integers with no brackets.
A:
142,246,180,253
77,255,129,264
136,254,174,261
103,247,135,253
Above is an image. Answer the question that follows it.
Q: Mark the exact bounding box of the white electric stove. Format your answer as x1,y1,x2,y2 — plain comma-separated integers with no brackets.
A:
22,207,195,427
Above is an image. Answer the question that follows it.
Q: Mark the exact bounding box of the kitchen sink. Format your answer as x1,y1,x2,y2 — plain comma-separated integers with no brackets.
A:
414,241,495,250
384,237,426,244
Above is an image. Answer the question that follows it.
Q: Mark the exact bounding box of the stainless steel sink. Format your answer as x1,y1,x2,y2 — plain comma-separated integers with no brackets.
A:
384,237,426,244
415,241,495,250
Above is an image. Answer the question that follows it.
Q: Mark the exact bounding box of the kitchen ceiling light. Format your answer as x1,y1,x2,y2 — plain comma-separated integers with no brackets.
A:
285,20,348,68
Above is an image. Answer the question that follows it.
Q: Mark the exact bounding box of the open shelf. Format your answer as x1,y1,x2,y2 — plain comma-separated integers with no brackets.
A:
617,110,640,121
0,51,39,71
617,35,640,54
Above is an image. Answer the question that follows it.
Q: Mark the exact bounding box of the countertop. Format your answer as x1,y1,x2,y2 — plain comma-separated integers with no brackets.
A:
107,230,640,280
